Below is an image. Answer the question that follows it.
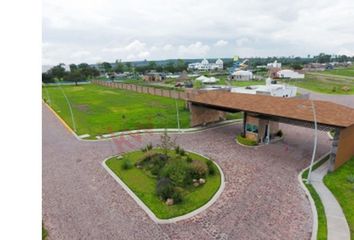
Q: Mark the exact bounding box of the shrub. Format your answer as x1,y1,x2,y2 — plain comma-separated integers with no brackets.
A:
186,156,193,163
156,178,174,200
146,143,153,151
175,145,180,154
179,148,185,156
138,152,168,175
190,160,208,178
206,159,216,175
122,159,133,170
236,135,258,146
171,189,183,203
160,160,192,186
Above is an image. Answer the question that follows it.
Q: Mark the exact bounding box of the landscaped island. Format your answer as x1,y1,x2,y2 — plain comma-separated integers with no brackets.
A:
104,134,222,219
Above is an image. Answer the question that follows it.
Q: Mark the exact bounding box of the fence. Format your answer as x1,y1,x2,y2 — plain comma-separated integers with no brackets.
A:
91,80,188,100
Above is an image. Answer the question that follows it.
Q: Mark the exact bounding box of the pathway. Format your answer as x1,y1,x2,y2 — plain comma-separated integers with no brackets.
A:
310,161,351,240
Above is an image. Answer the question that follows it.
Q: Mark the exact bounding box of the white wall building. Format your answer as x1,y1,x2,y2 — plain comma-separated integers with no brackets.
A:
196,75,218,83
188,58,223,71
230,70,253,81
267,60,282,69
276,69,304,79
231,78,297,97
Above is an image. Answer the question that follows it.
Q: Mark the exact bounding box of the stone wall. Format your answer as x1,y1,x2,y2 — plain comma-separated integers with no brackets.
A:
189,103,226,127
91,80,187,100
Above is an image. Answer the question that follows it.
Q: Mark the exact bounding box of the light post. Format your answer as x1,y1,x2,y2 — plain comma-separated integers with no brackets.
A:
307,100,318,184
175,98,181,132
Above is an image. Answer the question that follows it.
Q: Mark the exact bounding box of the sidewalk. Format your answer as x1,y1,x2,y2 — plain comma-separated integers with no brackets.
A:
311,161,350,240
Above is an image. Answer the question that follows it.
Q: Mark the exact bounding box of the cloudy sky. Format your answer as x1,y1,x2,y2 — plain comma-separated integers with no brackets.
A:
42,0,354,65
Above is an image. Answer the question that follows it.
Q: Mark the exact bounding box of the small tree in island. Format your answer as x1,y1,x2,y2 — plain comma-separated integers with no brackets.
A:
158,129,176,154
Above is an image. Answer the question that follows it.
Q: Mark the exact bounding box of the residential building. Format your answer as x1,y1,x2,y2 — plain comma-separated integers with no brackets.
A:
230,78,297,97
229,70,253,81
188,58,223,71
276,69,304,79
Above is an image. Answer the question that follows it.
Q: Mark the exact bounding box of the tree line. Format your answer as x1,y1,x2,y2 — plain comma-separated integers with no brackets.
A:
42,63,100,84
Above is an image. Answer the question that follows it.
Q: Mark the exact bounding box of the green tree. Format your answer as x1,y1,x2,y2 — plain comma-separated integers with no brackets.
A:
101,62,112,72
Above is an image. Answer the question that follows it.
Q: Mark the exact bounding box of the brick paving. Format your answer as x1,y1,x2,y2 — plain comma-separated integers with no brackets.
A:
43,103,332,240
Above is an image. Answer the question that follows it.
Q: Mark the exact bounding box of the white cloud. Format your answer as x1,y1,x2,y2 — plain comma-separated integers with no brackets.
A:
43,0,354,64
178,42,210,58
214,40,228,47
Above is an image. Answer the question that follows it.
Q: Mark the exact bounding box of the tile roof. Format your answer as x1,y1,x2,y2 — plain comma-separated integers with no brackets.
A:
188,91,354,128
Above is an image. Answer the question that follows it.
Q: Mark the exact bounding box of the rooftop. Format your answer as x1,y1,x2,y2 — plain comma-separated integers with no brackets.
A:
187,91,354,128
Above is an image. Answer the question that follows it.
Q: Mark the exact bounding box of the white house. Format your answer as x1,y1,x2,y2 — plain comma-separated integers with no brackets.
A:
188,58,223,71
230,70,253,81
267,60,282,69
276,69,304,79
196,75,218,84
231,78,297,97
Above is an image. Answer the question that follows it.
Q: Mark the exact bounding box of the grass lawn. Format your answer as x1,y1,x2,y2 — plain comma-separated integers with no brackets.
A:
281,77,354,95
324,157,354,239
42,84,190,138
321,66,354,77
105,149,221,219
301,156,330,240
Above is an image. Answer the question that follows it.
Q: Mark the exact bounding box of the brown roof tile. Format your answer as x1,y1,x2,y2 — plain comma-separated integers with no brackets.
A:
188,91,354,128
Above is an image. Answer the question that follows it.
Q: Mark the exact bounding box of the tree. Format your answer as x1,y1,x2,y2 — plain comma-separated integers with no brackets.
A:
159,130,176,155
48,63,67,80
148,61,157,70
69,64,78,72
64,70,82,86
101,62,112,72
42,72,54,83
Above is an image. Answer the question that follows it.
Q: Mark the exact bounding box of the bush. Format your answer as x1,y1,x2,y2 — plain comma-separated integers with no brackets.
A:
160,160,192,186
190,160,208,178
138,152,168,176
179,148,185,156
236,135,258,146
122,159,133,170
175,145,180,154
186,156,193,163
206,160,216,175
146,143,153,151
156,178,174,200
171,189,183,203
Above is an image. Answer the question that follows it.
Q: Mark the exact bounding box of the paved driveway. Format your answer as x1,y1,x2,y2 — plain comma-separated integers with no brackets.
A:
43,104,331,240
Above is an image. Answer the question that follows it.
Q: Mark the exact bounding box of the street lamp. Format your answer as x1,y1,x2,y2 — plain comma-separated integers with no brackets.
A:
307,100,318,184
175,98,181,132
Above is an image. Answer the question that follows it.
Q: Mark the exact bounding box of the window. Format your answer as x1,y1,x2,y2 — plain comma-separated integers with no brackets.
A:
246,123,258,133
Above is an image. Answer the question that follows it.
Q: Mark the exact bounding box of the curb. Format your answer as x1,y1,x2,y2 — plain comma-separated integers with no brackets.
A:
101,150,225,224
298,151,331,240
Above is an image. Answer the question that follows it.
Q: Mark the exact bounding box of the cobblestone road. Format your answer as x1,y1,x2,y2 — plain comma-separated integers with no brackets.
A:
43,104,331,240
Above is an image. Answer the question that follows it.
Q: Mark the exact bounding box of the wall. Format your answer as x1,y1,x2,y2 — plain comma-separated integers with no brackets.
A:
189,103,226,127
334,124,354,169
91,80,187,100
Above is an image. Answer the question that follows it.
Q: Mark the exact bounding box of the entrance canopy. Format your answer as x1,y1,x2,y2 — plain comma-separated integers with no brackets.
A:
187,91,354,128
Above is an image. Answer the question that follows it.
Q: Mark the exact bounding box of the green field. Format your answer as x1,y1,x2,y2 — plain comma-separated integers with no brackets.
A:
324,157,354,239
281,75,354,95
321,66,354,77
105,149,221,219
42,84,190,138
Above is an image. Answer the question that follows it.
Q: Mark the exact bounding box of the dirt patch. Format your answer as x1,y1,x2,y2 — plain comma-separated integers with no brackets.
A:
75,104,90,112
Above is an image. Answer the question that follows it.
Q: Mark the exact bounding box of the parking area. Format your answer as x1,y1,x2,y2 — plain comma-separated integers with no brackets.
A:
43,103,331,240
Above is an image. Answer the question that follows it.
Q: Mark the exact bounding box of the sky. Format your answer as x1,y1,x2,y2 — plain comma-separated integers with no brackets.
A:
42,0,354,65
